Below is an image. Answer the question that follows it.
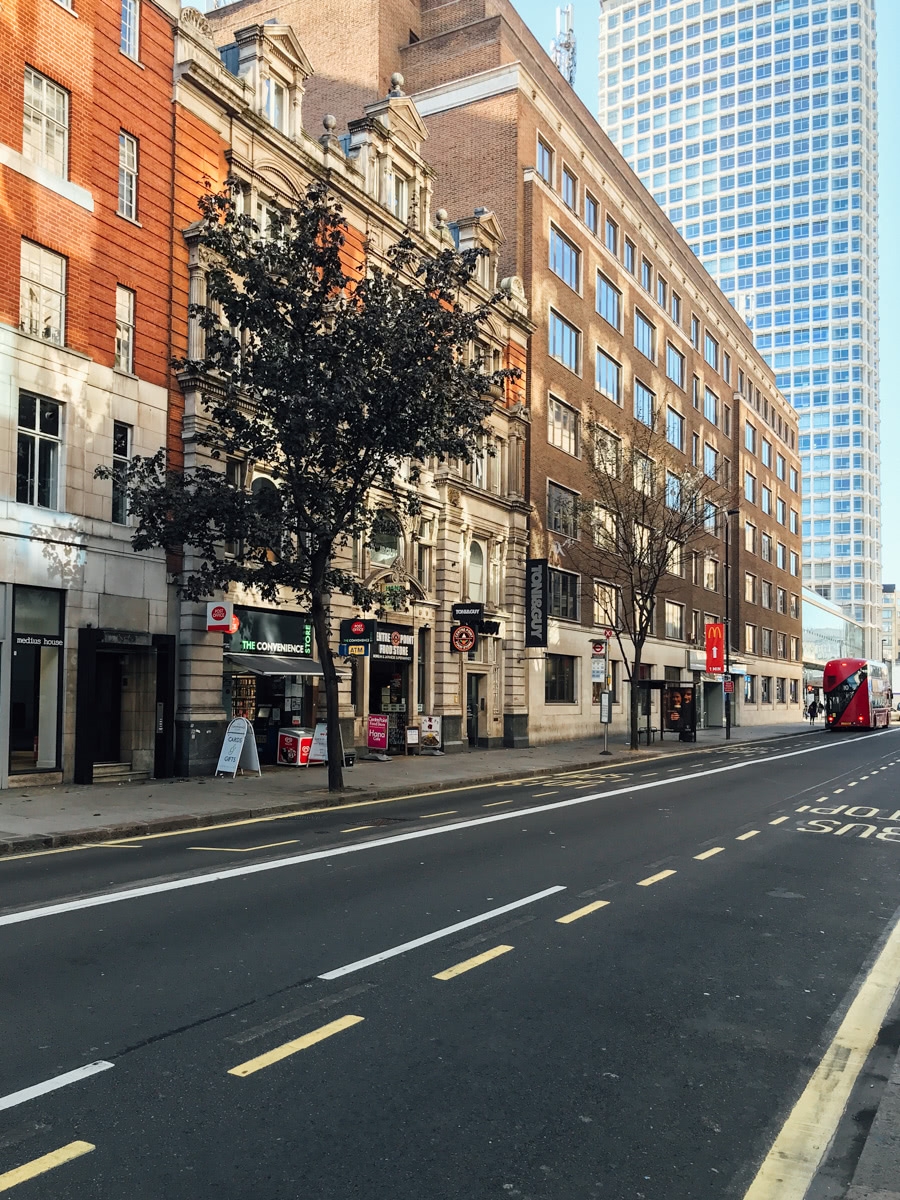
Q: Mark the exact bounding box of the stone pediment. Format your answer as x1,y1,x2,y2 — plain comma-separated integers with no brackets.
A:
234,23,314,81
363,93,429,153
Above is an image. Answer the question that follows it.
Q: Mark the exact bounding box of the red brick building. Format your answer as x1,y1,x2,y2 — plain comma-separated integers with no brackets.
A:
0,0,179,786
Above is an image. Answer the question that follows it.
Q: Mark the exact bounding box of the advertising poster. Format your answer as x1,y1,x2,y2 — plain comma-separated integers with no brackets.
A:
367,714,389,752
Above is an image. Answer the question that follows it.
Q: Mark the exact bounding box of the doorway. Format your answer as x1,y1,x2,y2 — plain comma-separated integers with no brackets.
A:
95,654,123,763
466,673,484,747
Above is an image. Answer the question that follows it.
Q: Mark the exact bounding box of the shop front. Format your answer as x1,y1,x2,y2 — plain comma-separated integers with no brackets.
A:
222,606,322,764
8,585,65,779
367,623,415,754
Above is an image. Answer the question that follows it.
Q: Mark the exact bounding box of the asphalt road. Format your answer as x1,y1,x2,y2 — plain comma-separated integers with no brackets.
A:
2,728,900,1199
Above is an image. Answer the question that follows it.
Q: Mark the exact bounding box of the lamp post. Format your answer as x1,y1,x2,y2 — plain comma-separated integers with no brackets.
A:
724,507,740,740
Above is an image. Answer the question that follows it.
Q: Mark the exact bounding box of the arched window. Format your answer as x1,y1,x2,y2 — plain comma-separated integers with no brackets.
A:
469,541,485,602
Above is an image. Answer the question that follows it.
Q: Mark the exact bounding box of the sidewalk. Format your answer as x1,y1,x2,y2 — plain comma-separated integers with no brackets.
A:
0,721,821,854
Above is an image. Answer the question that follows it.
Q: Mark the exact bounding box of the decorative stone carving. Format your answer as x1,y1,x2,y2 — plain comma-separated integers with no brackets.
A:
180,8,216,46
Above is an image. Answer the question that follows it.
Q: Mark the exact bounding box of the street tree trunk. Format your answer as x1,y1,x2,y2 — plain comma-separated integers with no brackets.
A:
628,642,644,752
310,577,344,793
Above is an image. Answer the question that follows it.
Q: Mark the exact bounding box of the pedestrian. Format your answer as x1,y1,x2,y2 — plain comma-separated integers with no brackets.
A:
808,699,818,724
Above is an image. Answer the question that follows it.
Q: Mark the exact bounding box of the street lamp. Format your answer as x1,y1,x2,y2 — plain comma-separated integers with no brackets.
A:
724,507,740,740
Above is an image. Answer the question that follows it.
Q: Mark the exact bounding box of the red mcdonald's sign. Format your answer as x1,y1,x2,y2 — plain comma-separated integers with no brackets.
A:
705,623,725,674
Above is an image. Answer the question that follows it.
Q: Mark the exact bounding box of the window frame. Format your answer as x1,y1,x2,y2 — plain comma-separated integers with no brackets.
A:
666,342,685,388
545,652,577,703
19,239,65,346
16,391,61,511
634,379,655,427
595,348,622,405
561,165,577,209
634,308,656,362
704,330,719,370
547,481,579,540
117,130,138,221
120,0,140,60
548,308,581,374
549,225,581,291
114,284,135,374
666,405,684,452
596,271,622,331
664,600,685,641
22,67,69,179
112,420,132,525
547,394,581,457
537,137,553,184
548,569,580,622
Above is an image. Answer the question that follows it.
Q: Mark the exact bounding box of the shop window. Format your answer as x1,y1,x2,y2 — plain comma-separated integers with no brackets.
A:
744,674,757,703
545,653,576,703
370,515,403,567
10,585,64,774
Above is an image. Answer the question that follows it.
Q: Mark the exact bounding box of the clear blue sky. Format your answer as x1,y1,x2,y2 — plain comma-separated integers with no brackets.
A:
513,0,899,588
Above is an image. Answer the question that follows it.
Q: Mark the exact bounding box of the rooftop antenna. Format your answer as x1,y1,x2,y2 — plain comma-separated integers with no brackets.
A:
550,4,577,87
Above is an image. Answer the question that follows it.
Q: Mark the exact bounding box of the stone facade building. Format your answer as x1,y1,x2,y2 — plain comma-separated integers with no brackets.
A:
171,9,533,773
0,0,179,788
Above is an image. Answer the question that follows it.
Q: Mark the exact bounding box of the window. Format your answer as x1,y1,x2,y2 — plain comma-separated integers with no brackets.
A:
592,503,617,548
761,580,773,609
790,550,799,576
704,387,718,425
641,257,652,291
605,215,618,254
744,572,756,603
23,69,68,178
671,292,682,324
562,166,576,208
633,454,654,496
665,601,685,640
634,310,656,361
704,444,718,480
666,406,684,451
16,393,60,509
762,628,773,657
120,0,139,59
790,509,798,535
263,78,287,133
761,438,772,468
704,330,719,370
585,193,598,233
691,314,701,348
19,240,65,345
761,486,772,515
704,557,719,591
745,522,756,553
776,453,786,481
656,276,667,308
745,623,758,654
537,138,553,183
545,653,576,702
596,349,621,403
775,677,785,703
761,533,772,563
776,498,786,525
594,581,618,626
115,285,135,373
118,131,138,220
549,310,580,372
596,272,621,329
549,570,580,620
692,375,700,410
624,239,636,273
745,674,757,703
666,471,681,510
548,395,580,456
744,471,756,502
777,634,787,661
745,421,757,453
666,343,685,387
777,587,787,615
111,420,131,524
723,352,731,384
594,427,621,477
550,227,580,289
776,542,786,571
548,482,578,538
790,594,799,620
790,678,799,703
468,541,485,602
634,380,655,426
390,172,408,221
790,636,800,663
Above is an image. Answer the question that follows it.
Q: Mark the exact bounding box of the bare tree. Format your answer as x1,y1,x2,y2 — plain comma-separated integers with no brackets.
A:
567,405,728,751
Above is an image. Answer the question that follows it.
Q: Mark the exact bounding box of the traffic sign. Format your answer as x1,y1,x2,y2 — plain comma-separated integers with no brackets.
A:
723,679,734,694
591,640,606,657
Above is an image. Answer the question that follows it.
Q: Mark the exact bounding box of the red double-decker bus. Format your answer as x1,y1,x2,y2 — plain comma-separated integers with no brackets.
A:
823,659,891,730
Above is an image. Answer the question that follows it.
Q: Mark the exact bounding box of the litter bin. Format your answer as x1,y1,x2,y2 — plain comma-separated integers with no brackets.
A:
277,727,314,765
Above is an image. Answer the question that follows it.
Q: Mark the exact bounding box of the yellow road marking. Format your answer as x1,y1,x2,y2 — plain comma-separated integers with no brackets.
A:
419,811,458,819
742,909,900,1199
483,800,513,808
737,830,760,841
533,790,559,797
694,847,725,860
0,1141,94,1192
817,796,829,801
187,840,299,854
796,805,810,812
228,1015,364,1078
340,825,374,833
834,788,845,794
556,900,611,924
769,816,789,826
637,870,677,887
433,945,514,980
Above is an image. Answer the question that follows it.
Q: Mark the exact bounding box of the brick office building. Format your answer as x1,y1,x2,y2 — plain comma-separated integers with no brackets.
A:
224,0,804,738
0,0,178,787
169,9,533,771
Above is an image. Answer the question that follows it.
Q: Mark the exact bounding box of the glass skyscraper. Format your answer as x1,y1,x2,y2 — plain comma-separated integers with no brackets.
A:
597,0,880,648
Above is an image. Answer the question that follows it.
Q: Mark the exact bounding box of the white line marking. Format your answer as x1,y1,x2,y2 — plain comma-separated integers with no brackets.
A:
0,1061,113,1113
0,730,893,930
796,805,810,812
318,886,566,980
769,816,790,825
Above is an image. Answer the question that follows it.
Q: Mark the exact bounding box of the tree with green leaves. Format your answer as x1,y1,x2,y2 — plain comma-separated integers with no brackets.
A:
101,182,514,791
567,408,726,751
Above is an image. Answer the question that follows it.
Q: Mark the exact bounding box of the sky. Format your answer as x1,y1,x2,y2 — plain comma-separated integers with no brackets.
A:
513,0,899,588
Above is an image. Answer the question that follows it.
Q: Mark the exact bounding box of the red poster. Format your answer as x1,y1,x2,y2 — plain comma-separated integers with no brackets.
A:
705,623,725,674
367,714,389,752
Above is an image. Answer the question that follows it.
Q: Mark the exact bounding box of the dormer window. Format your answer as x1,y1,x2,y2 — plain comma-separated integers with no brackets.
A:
263,78,287,132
